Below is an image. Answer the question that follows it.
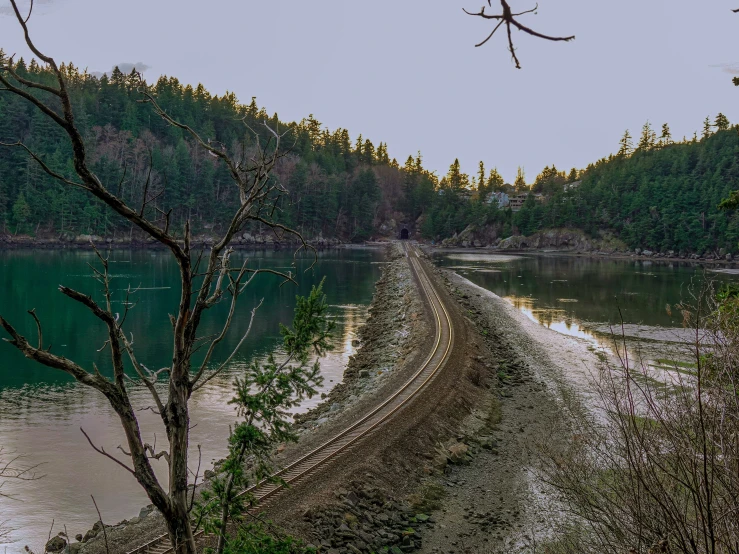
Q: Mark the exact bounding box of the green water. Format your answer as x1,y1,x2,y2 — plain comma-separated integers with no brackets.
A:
0,247,384,550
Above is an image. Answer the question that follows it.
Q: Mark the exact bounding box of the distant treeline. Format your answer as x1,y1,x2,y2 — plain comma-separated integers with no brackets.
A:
1,55,738,253
0,57,425,241
511,120,739,254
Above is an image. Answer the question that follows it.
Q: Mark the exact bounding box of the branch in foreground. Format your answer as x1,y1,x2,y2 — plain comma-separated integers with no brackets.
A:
464,0,575,68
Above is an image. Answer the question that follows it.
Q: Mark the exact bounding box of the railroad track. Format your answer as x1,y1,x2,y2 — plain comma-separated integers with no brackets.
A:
128,242,453,554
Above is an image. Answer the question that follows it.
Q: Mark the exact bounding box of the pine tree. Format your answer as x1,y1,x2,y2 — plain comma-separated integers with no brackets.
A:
414,151,423,173
702,116,713,140
363,139,375,165
659,123,673,147
476,161,486,193
446,159,464,190
487,168,505,192
618,130,634,157
514,166,527,192
715,113,730,131
12,192,31,233
637,121,656,151
304,114,323,149
567,168,578,182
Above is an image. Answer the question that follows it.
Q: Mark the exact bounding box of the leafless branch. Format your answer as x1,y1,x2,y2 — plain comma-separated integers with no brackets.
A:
0,5,318,551
26,309,43,350
0,141,88,190
91,495,111,554
191,298,264,392
188,445,202,513
464,0,575,68
80,428,135,476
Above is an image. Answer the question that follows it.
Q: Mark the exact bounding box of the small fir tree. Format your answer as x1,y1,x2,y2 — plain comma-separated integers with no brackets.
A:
487,168,505,192
659,123,673,147
514,166,527,192
195,280,334,554
637,121,656,151
618,130,634,157
12,192,31,234
715,113,730,131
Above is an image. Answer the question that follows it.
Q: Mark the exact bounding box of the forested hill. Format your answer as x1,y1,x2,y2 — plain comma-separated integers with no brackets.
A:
0,58,438,242
1,57,738,254
509,124,739,255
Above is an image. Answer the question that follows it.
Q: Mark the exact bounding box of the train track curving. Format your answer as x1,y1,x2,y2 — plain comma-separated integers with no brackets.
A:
128,242,454,554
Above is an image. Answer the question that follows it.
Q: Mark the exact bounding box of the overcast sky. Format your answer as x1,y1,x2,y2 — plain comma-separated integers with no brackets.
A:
1,0,737,182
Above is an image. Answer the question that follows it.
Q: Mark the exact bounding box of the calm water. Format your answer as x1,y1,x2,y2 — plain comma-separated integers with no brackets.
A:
0,247,384,551
434,252,737,346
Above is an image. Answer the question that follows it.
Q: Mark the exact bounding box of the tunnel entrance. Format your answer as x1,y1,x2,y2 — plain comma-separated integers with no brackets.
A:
400,228,410,240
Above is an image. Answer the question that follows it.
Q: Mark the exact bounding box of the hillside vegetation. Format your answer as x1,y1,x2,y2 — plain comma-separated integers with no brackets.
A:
511,121,739,255
0,57,428,242
1,55,738,254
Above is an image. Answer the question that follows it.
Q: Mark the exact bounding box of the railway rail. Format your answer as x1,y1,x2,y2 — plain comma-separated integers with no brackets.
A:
128,243,453,554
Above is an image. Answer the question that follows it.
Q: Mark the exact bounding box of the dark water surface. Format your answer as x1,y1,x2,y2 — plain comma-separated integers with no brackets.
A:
0,247,384,550
434,251,737,345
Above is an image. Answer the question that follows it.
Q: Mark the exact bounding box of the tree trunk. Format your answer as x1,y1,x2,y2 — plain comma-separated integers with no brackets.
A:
164,501,196,554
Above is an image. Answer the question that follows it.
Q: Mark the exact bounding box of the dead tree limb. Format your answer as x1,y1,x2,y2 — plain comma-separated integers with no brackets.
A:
464,0,575,68
0,2,314,552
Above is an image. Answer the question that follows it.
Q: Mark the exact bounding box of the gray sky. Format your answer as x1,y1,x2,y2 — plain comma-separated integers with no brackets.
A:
1,0,737,182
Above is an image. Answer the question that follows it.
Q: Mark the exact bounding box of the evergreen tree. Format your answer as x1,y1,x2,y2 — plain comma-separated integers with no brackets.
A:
362,139,375,165
444,159,470,190
637,121,656,151
715,113,730,132
702,116,713,139
476,161,486,193
11,192,30,233
487,168,505,192
659,123,673,147
618,130,634,157
514,166,527,191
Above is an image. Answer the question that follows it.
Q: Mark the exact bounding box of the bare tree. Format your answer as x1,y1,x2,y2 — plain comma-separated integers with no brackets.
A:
0,2,311,552
536,289,739,554
0,447,43,542
464,0,575,69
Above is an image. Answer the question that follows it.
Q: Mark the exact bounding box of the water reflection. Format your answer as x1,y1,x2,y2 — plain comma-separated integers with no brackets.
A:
507,295,600,346
435,251,737,368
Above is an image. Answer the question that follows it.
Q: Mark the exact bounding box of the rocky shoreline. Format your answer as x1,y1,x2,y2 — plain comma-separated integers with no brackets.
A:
439,227,739,265
294,244,427,431
0,232,344,250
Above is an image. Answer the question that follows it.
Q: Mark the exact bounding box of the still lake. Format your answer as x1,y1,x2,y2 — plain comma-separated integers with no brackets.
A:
0,247,385,551
433,251,737,354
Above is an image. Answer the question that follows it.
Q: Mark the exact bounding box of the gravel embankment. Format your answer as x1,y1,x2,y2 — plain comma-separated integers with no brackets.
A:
414,266,602,554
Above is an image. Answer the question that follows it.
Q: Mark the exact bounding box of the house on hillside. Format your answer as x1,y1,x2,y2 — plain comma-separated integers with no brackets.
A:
564,180,581,192
486,191,510,208
509,193,530,212
508,192,547,212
